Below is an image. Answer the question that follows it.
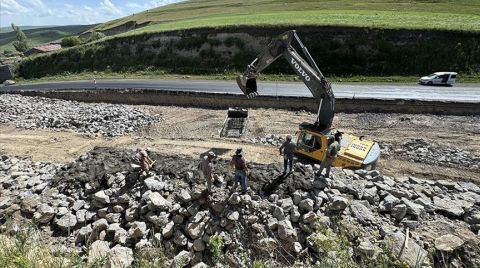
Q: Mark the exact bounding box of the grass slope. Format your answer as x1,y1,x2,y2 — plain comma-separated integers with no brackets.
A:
0,25,93,53
93,0,480,35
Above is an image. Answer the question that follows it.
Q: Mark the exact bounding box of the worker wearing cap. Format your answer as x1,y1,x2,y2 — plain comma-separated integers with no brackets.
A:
230,148,249,194
135,147,154,173
318,133,341,178
279,135,296,174
198,151,216,193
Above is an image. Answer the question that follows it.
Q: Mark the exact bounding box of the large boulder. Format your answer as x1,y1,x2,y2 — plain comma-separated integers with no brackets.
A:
433,196,465,217
329,196,349,211
384,231,428,267
33,204,55,223
88,240,110,263
128,221,148,239
434,234,464,252
278,220,297,242
299,198,314,212
107,246,134,268
55,213,77,231
401,198,425,218
173,250,191,268
93,190,110,205
147,192,172,210
185,222,206,240
350,201,375,225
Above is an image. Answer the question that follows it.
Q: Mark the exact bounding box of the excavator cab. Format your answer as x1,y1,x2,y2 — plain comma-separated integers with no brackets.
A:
236,75,258,97
295,124,380,170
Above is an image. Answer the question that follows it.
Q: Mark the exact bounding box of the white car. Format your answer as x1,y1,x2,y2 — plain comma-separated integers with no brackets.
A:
419,72,457,86
3,80,16,86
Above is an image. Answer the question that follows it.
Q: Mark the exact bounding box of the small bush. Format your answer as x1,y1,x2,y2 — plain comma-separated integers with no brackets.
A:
61,36,82,47
208,235,225,265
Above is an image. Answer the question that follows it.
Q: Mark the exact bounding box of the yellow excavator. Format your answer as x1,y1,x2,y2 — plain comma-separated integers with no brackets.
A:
236,30,380,169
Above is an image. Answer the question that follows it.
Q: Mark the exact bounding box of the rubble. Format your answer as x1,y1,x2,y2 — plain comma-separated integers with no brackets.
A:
0,94,160,136
397,139,479,170
0,148,479,267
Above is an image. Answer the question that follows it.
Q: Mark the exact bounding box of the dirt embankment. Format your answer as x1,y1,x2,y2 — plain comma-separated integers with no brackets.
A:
19,26,480,79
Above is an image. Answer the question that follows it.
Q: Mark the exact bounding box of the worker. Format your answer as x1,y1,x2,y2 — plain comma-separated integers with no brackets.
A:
230,148,248,194
198,151,216,193
279,135,296,174
318,133,341,178
134,147,154,174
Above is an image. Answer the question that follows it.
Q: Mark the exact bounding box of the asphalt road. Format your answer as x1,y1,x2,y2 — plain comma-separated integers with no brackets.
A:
4,79,480,102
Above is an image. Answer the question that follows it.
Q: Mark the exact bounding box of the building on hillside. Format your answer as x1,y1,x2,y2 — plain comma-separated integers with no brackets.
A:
25,43,62,56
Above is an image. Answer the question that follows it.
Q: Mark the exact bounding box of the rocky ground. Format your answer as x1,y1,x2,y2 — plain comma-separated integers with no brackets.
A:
0,95,160,136
1,147,479,267
0,94,479,267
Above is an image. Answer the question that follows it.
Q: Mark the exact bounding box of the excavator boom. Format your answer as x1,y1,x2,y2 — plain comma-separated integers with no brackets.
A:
236,30,334,130
236,30,380,169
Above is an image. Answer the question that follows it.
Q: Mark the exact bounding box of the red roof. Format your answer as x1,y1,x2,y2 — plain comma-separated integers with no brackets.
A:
32,44,62,52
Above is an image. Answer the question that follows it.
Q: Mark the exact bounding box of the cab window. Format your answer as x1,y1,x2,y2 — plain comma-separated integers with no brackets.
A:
298,132,322,152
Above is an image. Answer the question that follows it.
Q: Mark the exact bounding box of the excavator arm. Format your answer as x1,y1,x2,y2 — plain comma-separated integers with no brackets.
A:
236,30,334,130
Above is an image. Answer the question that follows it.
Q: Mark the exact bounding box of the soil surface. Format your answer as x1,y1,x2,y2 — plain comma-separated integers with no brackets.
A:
1,105,478,182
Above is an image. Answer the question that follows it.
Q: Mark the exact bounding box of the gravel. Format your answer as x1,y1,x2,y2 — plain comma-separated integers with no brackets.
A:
0,94,160,136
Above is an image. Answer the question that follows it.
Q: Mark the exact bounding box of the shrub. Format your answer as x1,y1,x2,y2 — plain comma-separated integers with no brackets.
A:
61,36,82,47
207,235,225,264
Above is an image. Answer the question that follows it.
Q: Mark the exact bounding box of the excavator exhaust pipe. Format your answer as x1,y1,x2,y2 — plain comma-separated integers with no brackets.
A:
236,75,258,98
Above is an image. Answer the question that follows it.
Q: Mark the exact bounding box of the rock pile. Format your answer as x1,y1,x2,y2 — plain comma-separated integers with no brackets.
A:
251,134,286,146
0,94,160,136
1,148,479,267
397,139,479,170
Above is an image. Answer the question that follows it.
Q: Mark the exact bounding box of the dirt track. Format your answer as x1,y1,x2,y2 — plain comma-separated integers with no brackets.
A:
1,105,478,182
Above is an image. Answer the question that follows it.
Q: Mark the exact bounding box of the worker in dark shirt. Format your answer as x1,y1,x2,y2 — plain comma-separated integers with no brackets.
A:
279,135,296,174
230,148,249,194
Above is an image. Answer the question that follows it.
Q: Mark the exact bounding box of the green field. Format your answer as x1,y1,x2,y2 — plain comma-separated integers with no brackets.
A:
93,0,480,35
0,25,93,53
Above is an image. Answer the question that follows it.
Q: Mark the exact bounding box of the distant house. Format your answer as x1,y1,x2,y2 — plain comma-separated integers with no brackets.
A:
25,44,62,56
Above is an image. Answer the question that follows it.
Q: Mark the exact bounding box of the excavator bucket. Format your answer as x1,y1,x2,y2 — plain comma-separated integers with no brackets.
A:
236,75,258,97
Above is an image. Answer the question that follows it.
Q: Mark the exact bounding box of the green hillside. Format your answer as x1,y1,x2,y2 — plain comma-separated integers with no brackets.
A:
0,25,57,33
0,25,93,53
93,0,480,35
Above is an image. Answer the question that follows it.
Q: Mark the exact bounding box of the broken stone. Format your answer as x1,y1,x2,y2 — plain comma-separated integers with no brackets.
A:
193,239,205,251
128,221,148,239
384,231,428,267
433,196,465,217
185,222,206,240
435,234,464,252
173,250,191,267
93,190,110,205
272,205,285,221
278,220,297,242
147,192,172,210
33,204,55,223
391,204,407,221
55,213,77,231
88,240,110,263
227,211,239,221
299,198,314,212
107,246,134,268
161,220,175,239
350,200,375,225
401,197,425,218
329,196,348,211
